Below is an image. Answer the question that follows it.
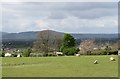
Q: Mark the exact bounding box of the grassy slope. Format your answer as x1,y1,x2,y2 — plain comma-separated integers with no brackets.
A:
2,55,118,77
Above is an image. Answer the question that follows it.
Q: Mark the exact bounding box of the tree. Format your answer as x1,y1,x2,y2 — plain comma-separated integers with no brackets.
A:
60,34,79,55
79,39,95,55
53,36,62,52
62,34,75,47
111,42,118,51
33,30,62,55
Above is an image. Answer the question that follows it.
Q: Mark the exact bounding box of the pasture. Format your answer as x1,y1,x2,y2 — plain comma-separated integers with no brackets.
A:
2,55,118,77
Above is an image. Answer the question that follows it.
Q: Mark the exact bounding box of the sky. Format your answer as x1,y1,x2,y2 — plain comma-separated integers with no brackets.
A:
1,1,118,33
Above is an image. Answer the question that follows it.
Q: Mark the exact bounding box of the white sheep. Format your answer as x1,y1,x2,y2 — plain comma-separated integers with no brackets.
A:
17,54,21,57
94,60,98,64
75,54,80,56
110,57,115,61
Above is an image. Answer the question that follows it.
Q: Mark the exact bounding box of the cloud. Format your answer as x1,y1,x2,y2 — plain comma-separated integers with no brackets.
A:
2,0,119,2
2,2,118,33
34,15,117,33
2,2,117,19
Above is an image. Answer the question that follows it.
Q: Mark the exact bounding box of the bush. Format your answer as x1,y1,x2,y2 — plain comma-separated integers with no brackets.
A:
11,54,17,57
100,50,109,55
62,47,80,56
85,51,91,55
22,48,32,57
48,53,54,56
1,51,5,57
108,51,118,55
91,50,101,55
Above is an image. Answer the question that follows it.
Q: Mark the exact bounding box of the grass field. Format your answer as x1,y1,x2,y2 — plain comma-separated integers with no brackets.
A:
2,55,118,77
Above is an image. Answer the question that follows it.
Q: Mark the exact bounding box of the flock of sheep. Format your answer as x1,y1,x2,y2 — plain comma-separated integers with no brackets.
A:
4,52,117,66
94,57,116,64
3,56,116,66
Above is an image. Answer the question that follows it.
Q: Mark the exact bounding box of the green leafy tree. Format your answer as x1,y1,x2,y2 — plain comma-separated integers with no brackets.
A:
60,34,79,55
62,34,75,47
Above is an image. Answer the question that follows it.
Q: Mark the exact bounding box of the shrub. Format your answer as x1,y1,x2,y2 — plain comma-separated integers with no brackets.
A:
100,50,109,55
1,51,5,57
108,51,118,55
62,47,80,56
22,48,32,57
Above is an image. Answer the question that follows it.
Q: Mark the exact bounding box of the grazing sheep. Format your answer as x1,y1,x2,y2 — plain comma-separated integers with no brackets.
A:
75,54,80,56
94,60,98,64
110,57,115,61
17,54,21,57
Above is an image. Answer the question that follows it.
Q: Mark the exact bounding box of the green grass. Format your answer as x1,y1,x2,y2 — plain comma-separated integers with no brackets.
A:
2,55,118,77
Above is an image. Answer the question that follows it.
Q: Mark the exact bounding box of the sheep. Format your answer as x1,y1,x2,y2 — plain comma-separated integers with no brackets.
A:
110,57,115,61
17,54,21,57
94,60,98,64
75,54,80,56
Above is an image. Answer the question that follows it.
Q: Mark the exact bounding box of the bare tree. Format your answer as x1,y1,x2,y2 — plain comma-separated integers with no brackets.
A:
111,41,118,51
79,39,95,55
33,30,62,55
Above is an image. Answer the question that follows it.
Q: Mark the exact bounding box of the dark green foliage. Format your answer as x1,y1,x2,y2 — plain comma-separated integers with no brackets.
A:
0,48,6,57
60,34,79,55
2,40,34,48
62,34,75,47
101,46,112,55
13,54,17,57
101,50,108,55
107,51,118,55
62,47,80,55
1,51,5,57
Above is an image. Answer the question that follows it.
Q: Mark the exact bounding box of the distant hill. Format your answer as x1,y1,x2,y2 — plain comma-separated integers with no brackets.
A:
72,33,118,39
1,30,118,41
2,31,38,41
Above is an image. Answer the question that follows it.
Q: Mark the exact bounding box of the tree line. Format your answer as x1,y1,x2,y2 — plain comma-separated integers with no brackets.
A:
1,30,119,57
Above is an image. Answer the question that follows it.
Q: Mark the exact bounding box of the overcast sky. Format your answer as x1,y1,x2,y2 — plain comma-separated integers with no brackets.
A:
1,2,118,33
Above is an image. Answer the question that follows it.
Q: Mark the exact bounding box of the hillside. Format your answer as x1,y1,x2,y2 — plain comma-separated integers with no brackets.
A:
1,30,118,41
